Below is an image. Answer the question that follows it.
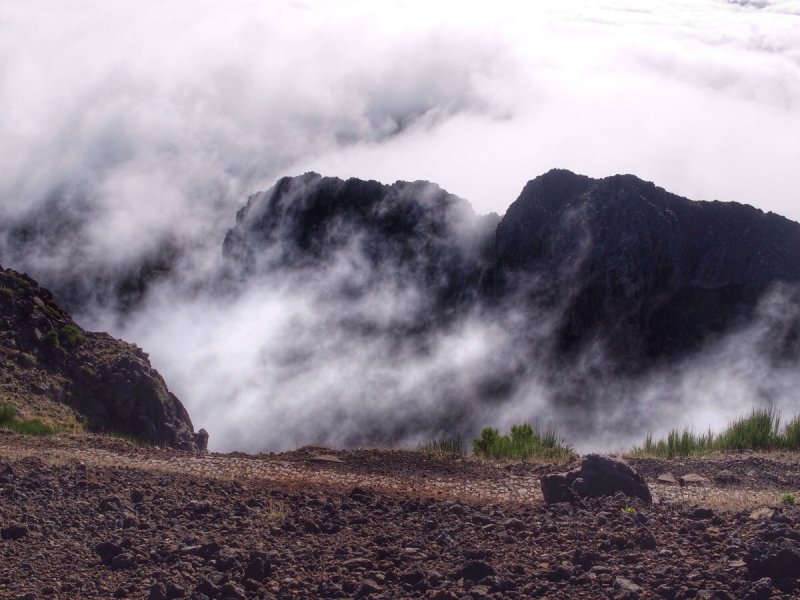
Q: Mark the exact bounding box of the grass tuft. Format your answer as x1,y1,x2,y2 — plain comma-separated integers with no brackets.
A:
716,407,780,451
417,436,465,455
783,414,800,451
634,406,800,458
472,422,573,462
0,403,58,436
59,324,85,348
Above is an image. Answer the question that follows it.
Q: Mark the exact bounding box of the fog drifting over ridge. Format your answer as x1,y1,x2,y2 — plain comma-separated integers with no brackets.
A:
1,0,800,451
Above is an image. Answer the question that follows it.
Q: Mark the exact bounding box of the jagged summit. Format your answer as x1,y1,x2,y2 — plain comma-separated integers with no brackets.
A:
225,169,800,367
223,172,499,318
489,169,800,360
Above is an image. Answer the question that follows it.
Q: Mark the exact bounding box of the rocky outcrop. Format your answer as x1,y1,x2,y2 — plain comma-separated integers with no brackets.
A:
485,169,800,362
225,169,800,370
540,454,652,504
223,172,499,321
0,265,206,451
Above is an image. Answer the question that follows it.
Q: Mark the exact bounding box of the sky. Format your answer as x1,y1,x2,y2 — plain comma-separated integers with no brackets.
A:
1,0,800,451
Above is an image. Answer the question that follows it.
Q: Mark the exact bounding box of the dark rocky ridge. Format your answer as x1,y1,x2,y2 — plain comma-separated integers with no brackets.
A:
0,265,207,451
485,169,800,362
224,172,499,326
225,169,800,369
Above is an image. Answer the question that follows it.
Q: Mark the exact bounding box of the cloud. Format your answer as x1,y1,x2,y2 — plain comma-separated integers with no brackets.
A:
1,0,799,450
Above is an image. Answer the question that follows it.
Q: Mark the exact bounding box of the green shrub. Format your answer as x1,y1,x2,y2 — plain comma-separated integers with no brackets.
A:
8,418,56,435
634,428,715,459
0,286,13,299
472,422,573,461
781,492,797,505
78,364,97,377
59,324,85,348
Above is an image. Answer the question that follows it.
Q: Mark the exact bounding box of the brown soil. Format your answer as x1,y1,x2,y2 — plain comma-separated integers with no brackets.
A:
1,432,799,599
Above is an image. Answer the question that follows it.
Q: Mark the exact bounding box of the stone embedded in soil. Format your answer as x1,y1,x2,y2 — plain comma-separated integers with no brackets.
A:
680,473,709,486
1,524,28,540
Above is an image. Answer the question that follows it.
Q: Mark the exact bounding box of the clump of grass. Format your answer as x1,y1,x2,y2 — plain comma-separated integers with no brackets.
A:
42,328,67,358
59,324,85,348
0,403,58,436
16,351,37,368
0,286,13,299
780,492,797,505
417,436,465,455
784,414,800,450
267,497,287,523
716,407,781,451
635,427,716,459
634,406,800,458
472,422,573,462
0,403,15,423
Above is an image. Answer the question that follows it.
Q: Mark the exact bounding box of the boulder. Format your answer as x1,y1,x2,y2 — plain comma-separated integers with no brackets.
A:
745,538,800,579
540,454,652,504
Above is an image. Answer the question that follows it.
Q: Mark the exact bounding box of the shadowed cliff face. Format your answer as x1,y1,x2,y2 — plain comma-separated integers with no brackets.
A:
225,169,800,371
223,173,499,330
486,169,800,363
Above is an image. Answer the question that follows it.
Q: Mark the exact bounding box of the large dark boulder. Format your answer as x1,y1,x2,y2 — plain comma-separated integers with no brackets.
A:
540,454,652,504
0,266,206,451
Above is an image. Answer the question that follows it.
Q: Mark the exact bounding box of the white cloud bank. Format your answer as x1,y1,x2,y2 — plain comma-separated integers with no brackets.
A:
1,0,799,450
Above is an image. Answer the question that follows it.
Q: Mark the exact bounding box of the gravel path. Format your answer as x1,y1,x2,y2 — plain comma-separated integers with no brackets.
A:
2,432,800,600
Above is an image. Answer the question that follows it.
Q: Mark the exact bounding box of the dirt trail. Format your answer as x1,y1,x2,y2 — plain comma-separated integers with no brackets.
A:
0,433,545,505
1,432,796,511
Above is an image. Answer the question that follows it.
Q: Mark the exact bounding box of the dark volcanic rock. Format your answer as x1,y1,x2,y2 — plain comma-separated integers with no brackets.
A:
224,169,800,375
745,538,800,579
223,172,498,322
0,266,206,451
1,442,798,600
484,169,800,362
540,454,652,504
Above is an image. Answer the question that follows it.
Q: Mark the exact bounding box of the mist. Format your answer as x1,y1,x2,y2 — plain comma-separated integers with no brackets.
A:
2,0,800,451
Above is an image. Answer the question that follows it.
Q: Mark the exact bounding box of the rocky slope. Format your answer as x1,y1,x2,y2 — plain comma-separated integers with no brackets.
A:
0,266,206,451
224,170,800,369
1,433,799,599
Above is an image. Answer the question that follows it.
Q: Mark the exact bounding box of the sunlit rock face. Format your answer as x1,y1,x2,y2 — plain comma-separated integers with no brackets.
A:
226,169,800,370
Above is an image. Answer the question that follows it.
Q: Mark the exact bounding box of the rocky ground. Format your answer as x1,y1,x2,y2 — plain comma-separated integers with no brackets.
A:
1,432,799,600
